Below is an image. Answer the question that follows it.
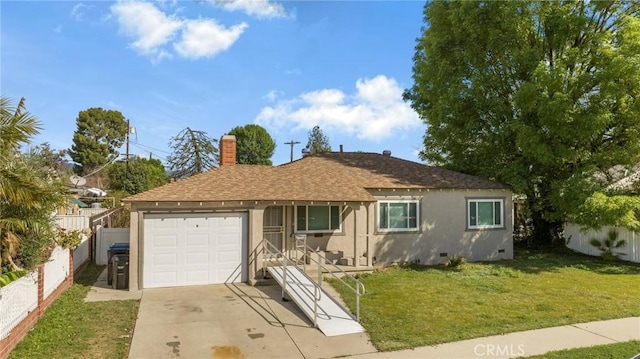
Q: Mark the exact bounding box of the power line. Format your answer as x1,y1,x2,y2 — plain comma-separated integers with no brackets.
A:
82,155,121,177
133,142,172,155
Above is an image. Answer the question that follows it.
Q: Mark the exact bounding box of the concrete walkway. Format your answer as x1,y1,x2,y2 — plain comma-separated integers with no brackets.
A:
84,268,142,302
350,317,640,359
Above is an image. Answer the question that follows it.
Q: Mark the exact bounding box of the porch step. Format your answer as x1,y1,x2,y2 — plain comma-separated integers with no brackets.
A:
267,265,365,337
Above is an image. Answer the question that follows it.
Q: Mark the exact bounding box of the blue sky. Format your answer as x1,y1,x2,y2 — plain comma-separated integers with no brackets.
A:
2,0,426,166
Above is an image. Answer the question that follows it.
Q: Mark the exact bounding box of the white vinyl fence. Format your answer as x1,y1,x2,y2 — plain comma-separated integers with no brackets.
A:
73,235,90,271
565,224,640,263
55,215,90,231
0,272,38,340
43,246,70,299
79,208,108,217
96,227,130,265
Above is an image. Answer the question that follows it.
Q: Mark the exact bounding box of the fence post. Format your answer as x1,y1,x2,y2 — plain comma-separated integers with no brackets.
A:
37,265,44,318
68,248,74,283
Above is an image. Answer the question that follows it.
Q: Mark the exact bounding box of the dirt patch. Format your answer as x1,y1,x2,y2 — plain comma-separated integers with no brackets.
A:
211,346,245,359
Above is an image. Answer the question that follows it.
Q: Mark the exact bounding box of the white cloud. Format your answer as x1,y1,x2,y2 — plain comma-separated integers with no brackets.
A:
110,1,246,61
111,1,182,57
174,19,247,59
71,3,89,21
155,0,178,8
256,75,421,141
212,0,287,19
71,3,93,21
263,90,283,102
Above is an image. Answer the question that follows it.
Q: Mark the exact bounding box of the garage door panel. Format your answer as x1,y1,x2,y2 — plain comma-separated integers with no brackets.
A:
152,253,178,266
150,271,178,287
152,217,180,229
186,251,208,265
143,213,246,288
218,232,241,245
152,235,178,248
185,217,211,230
218,216,240,228
185,234,210,247
216,250,241,272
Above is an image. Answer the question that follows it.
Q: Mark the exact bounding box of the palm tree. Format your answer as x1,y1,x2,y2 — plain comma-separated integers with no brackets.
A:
589,229,627,261
1,97,63,272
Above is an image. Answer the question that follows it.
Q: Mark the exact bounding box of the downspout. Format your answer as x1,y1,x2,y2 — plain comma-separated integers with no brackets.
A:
366,203,371,267
353,204,359,268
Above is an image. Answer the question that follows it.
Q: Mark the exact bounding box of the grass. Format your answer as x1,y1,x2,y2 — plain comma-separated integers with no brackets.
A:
9,263,140,359
329,249,640,351
521,340,640,358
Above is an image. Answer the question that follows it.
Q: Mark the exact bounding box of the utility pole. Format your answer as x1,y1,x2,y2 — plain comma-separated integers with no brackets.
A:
284,140,300,163
125,119,130,193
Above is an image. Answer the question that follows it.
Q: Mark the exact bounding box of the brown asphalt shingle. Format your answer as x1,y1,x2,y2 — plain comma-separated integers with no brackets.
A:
124,152,509,203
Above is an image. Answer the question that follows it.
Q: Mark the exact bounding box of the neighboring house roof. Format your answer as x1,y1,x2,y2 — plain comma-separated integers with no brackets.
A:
85,188,107,197
69,197,88,208
606,163,640,192
125,152,509,203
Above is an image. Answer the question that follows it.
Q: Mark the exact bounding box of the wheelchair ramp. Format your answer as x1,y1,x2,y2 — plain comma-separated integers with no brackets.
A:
267,265,365,337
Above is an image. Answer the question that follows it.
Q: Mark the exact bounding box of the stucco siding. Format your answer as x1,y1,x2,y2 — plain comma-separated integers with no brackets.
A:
129,189,512,287
286,204,371,266
370,189,513,265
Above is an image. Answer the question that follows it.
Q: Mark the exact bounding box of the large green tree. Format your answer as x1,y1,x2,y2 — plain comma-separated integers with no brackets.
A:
69,108,128,175
167,127,218,179
306,125,332,154
228,124,276,165
404,1,640,246
1,97,65,273
108,157,167,194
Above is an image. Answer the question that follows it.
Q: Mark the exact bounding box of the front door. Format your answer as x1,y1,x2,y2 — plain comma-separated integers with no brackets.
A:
263,206,284,254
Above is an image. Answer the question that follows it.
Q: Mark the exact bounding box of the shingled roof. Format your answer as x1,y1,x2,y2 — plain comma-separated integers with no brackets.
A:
124,152,509,203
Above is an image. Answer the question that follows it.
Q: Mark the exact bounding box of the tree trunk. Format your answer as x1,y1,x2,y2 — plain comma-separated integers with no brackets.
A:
526,183,564,248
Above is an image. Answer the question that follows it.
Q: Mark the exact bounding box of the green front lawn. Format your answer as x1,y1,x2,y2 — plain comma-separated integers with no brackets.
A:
522,340,640,358
330,249,640,351
9,264,140,359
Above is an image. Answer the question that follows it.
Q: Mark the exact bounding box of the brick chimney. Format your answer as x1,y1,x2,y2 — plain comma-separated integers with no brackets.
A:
219,135,237,166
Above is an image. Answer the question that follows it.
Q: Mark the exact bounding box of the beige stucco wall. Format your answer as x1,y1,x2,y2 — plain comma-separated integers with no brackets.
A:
287,189,513,266
370,189,513,265
281,203,372,267
129,189,512,289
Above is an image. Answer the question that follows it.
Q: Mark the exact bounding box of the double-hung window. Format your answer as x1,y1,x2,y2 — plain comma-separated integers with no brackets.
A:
378,200,419,232
467,198,504,229
295,205,341,233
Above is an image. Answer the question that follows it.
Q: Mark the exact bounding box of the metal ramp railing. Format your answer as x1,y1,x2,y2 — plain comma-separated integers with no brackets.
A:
262,237,366,336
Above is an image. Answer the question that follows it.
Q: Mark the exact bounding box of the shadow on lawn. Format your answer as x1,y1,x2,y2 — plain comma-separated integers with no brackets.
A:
74,263,106,287
395,247,640,276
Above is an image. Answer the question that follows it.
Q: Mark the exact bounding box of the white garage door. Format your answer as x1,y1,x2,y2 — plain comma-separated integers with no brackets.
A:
143,212,247,288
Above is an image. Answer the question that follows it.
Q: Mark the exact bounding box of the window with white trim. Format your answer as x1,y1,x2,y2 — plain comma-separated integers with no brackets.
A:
467,198,504,229
295,205,341,233
377,200,419,231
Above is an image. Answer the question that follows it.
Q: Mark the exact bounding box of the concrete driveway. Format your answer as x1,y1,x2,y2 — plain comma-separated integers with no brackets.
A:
128,283,376,359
